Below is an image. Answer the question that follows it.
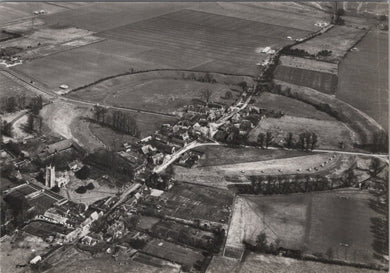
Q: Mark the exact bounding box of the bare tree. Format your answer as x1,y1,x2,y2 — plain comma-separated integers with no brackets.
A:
200,88,213,104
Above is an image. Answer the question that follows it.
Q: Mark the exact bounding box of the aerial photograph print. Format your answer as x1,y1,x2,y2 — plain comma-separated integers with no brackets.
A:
0,1,388,272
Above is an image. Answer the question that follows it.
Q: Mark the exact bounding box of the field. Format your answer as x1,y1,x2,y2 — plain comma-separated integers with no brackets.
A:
255,92,335,120
195,145,308,167
337,30,389,131
174,153,353,189
192,2,328,32
0,234,50,273
248,115,356,150
13,5,318,89
143,239,204,268
149,182,233,224
97,9,310,76
0,2,70,25
224,190,383,266
274,80,384,145
68,70,249,114
207,253,379,273
43,246,179,273
291,25,367,62
274,65,339,94
278,55,338,74
0,71,32,97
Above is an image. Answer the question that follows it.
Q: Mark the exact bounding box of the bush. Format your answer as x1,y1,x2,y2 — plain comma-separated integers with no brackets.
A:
75,186,87,194
75,166,90,180
86,182,94,190
51,185,60,193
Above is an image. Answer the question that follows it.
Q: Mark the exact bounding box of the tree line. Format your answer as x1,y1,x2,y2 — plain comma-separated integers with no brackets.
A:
0,95,42,113
91,105,140,137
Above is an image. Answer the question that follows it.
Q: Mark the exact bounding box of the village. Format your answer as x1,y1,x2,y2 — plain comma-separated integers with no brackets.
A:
1,2,389,273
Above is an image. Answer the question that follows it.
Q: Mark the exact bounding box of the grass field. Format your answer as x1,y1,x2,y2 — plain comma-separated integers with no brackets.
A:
274,80,384,145
337,30,388,132
248,115,355,150
68,70,249,114
88,113,177,149
291,25,367,63
225,190,383,266
0,234,50,273
255,93,335,120
195,146,308,167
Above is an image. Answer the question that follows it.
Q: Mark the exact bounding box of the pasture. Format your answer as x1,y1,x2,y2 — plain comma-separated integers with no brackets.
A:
88,113,177,149
195,145,308,167
225,190,382,266
256,92,335,120
68,70,248,114
248,115,356,150
337,30,388,131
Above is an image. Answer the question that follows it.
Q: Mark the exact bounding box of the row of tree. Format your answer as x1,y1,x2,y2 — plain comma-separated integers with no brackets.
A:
0,95,42,113
91,105,140,137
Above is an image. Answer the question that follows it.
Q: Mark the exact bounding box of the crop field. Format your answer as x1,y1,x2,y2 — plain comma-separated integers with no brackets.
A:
337,30,388,131
225,190,382,266
0,2,68,25
255,93,335,120
193,2,328,32
12,42,154,90
278,55,339,74
68,71,248,114
97,9,310,76
249,115,355,150
195,146,308,167
207,252,380,273
13,5,317,89
274,65,338,94
0,71,32,97
291,25,367,63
